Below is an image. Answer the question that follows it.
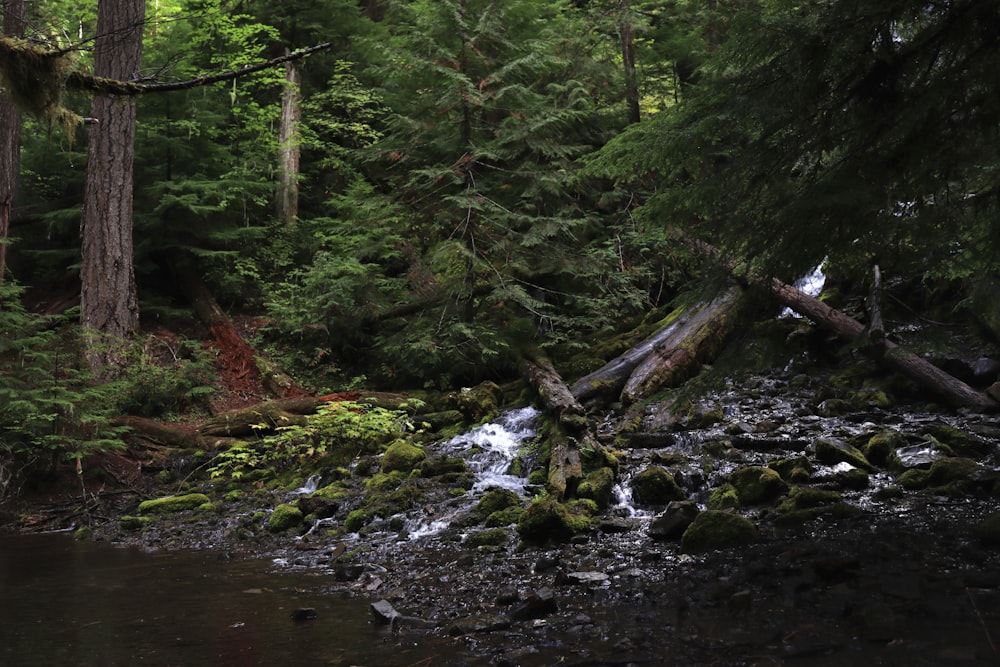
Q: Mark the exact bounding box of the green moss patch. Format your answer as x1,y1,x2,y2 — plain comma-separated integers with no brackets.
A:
137,493,211,514
267,503,304,533
630,466,685,506
680,510,758,553
381,440,426,473
728,466,788,505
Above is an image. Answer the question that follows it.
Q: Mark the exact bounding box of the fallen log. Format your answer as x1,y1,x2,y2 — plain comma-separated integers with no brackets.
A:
112,415,208,449
620,286,745,404
570,306,693,404
521,348,594,499
198,396,324,437
676,232,999,412
768,275,998,411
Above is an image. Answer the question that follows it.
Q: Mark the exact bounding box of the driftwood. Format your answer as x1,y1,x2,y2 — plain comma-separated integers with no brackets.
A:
620,287,745,404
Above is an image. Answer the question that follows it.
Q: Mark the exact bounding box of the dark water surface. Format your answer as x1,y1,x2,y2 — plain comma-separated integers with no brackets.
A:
0,532,445,667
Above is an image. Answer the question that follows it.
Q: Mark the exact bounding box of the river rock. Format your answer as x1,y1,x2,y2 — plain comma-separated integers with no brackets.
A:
381,439,426,473
509,587,557,620
371,599,400,624
648,500,699,540
680,510,758,553
630,466,685,505
814,437,872,470
728,466,788,505
563,571,609,585
577,467,616,509
973,512,1000,546
267,503,303,532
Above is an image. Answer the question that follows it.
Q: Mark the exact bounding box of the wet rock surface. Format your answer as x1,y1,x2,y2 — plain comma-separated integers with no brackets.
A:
81,371,1000,665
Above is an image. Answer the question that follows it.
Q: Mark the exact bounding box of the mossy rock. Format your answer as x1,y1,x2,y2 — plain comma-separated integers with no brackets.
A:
528,469,548,485
769,457,813,483
297,483,349,518
366,470,406,492
516,497,590,545
419,455,467,477
973,512,1000,546
680,510,758,553
381,440,426,473
475,487,521,518
898,456,981,490
465,528,510,548
451,381,505,422
577,467,616,509
630,466,685,506
120,515,153,531
863,429,907,466
267,503,304,533
137,493,211,514
728,466,788,505
814,437,872,470
368,483,425,517
922,424,991,457
779,486,842,511
707,483,739,510
345,509,370,532
773,502,861,528
485,506,524,527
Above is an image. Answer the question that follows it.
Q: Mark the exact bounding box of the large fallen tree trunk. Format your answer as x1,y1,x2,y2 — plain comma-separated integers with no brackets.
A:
570,287,746,406
677,233,998,411
767,275,998,411
198,396,325,437
620,286,745,404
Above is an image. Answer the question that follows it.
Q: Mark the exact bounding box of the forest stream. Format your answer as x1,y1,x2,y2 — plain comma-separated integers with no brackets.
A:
5,368,1000,667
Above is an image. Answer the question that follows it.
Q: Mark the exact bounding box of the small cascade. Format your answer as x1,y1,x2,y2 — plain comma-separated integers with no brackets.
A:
439,406,540,493
406,407,540,539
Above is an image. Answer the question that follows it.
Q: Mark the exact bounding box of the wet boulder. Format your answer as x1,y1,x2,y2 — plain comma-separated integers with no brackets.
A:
973,512,1000,546
680,510,758,553
475,487,521,518
862,428,906,466
728,466,788,505
630,466,685,506
450,381,504,422
577,467,616,509
707,483,739,510
814,437,872,471
137,493,210,514
381,439,426,473
897,456,982,490
648,500,700,540
516,498,591,545
509,587,557,620
267,503,304,532
465,528,510,548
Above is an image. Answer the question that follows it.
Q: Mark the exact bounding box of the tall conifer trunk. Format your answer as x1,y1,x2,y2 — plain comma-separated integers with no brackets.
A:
276,55,301,227
0,0,26,305
80,0,144,372
619,0,640,124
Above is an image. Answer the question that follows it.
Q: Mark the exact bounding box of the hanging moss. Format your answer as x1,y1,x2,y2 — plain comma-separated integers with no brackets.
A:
0,37,75,122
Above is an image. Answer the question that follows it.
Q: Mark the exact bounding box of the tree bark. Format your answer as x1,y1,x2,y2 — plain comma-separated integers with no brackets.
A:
621,286,745,404
0,0,25,305
619,0,640,125
276,54,301,227
198,397,325,437
80,0,144,373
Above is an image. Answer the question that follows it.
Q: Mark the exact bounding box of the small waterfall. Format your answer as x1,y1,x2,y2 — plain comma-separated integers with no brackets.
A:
439,406,540,493
406,407,540,539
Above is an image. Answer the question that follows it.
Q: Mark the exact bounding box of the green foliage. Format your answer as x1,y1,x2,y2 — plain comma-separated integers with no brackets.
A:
206,400,412,480
0,284,129,466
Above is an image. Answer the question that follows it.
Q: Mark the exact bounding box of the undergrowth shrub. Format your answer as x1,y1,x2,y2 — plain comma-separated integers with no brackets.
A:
207,400,417,481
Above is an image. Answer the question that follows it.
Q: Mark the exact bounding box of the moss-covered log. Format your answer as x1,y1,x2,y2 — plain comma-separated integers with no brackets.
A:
198,397,324,437
620,286,745,404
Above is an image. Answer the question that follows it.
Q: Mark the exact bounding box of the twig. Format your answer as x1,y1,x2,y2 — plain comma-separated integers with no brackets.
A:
967,587,998,654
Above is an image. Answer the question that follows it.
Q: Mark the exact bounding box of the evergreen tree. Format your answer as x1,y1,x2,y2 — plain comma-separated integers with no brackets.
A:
593,0,1000,287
